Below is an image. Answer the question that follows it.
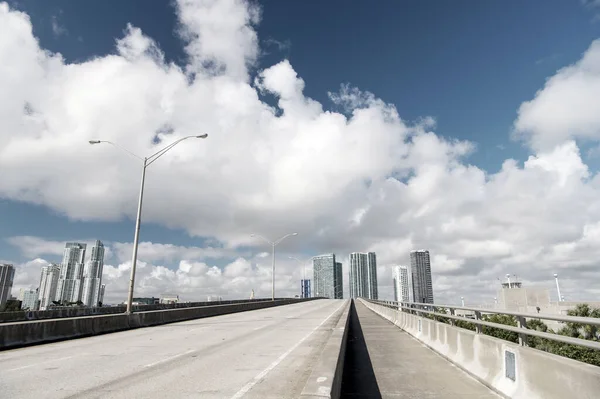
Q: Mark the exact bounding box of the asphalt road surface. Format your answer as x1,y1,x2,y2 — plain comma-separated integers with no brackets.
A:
0,299,347,399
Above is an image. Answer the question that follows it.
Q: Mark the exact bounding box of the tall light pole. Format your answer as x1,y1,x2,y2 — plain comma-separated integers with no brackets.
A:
89,134,208,314
461,296,465,307
289,256,314,298
251,232,298,300
554,273,562,302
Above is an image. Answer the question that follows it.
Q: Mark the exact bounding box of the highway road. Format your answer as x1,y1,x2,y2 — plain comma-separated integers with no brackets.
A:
0,299,347,399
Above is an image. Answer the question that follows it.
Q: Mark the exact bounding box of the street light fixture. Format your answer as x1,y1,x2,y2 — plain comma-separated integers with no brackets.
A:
89,134,208,314
250,232,298,301
554,273,562,302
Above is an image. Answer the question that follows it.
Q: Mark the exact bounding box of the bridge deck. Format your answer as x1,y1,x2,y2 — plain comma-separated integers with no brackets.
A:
0,299,347,399
348,300,499,398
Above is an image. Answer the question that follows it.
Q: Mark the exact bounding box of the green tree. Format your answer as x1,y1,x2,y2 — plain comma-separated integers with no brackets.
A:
525,319,555,352
482,314,519,343
559,304,600,340
454,318,476,331
551,304,600,366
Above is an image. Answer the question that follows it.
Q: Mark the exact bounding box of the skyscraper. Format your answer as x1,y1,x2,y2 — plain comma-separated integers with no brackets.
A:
38,263,60,310
99,284,106,305
392,265,411,302
313,254,341,299
410,250,434,304
334,262,343,299
82,240,105,307
349,252,378,299
56,242,87,304
0,263,15,306
20,288,39,310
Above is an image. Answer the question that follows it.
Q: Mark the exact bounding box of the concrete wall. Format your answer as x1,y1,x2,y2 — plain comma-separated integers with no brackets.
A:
0,298,319,350
360,299,600,399
0,298,281,323
300,299,351,399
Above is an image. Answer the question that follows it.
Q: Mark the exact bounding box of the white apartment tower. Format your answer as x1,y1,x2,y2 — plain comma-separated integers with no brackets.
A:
349,252,378,299
81,240,105,307
392,265,411,303
0,263,15,306
38,263,61,310
313,254,342,299
410,250,434,304
56,243,87,304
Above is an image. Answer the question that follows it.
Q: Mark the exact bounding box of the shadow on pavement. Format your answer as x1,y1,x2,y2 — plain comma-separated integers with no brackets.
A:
340,300,382,398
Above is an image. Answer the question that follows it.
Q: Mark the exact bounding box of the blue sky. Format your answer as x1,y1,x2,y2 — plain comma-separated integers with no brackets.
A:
3,0,600,302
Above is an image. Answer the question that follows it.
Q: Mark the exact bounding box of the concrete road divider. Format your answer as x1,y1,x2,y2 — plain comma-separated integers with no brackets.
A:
0,298,319,350
0,298,283,323
300,299,351,399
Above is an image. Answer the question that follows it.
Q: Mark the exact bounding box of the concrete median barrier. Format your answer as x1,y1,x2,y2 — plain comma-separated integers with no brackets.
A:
300,299,351,399
0,298,319,350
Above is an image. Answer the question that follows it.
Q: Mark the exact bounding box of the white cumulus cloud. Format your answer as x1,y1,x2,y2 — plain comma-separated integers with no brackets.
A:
2,1,600,305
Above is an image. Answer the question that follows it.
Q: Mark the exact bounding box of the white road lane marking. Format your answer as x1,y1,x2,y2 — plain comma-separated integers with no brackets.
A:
143,349,197,368
230,301,347,399
5,354,83,372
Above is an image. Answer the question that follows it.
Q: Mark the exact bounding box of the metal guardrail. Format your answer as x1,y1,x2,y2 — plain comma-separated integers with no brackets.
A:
365,299,600,351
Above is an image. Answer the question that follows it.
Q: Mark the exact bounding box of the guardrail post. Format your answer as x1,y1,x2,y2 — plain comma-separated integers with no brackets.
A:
517,315,528,346
474,311,483,334
449,308,455,326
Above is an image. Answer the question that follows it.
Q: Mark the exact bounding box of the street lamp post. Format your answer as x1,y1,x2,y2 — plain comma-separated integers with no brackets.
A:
554,273,562,302
89,134,208,314
251,232,298,301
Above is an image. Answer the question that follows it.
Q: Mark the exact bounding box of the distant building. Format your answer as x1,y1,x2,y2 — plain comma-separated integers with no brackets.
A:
410,250,434,304
160,294,179,304
98,284,106,305
81,240,105,307
0,264,15,306
349,252,378,299
335,262,343,299
20,288,39,310
313,254,342,298
392,265,411,302
38,263,61,310
301,279,311,298
131,297,160,305
56,243,87,304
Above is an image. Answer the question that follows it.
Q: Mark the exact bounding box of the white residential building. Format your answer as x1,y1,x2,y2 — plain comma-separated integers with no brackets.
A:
349,252,378,300
81,240,105,307
392,265,411,303
56,243,87,304
38,263,61,310
19,288,39,310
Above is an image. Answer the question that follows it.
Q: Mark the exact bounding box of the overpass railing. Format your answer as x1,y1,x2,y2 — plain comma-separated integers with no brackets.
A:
365,299,600,351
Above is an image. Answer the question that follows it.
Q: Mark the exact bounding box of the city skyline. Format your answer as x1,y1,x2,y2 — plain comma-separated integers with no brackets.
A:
2,0,600,305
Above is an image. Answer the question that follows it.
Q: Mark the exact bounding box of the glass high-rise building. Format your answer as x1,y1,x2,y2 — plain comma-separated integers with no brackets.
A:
38,263,60,310
392,265,411,302
56,243,87,304
334,262,343,299
349,252,378,299
410,250,434,304
0,263,15,306
82,240,105,307
313,254,341,299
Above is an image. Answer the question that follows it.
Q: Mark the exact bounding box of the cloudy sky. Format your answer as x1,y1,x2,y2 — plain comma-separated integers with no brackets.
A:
2,0,600,305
